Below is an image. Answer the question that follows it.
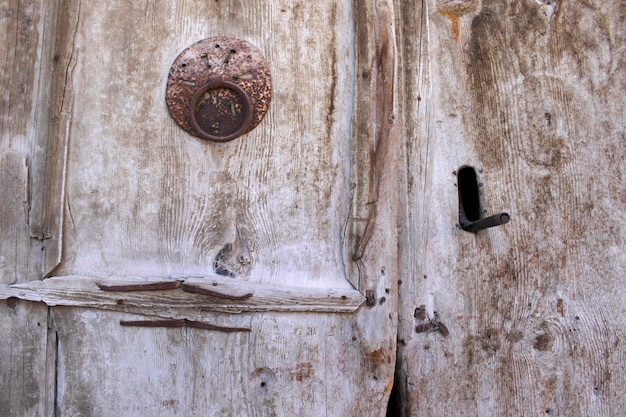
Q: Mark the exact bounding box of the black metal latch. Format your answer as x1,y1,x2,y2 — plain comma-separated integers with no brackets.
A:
457,166,510,232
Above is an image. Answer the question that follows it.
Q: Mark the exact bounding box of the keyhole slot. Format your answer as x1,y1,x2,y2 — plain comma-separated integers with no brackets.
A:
457,166,481,222
457,166,510,233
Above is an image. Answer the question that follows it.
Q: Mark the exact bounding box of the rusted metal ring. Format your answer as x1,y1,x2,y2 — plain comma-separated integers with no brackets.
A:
165,36,272,143
188,77,254,142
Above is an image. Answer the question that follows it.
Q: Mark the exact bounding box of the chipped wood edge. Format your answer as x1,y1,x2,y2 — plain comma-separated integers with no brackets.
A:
0,275,365,314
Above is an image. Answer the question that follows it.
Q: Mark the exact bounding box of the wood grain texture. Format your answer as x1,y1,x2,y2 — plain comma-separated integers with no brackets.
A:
28,0,74,277
51,306,395,416
0,0,45,151
394,0,626,415
0,152,30,283
0,300,53,417
16,1,400,415
0,275,365,313
0,0,57,281
343,0,398,292
51,0,355,291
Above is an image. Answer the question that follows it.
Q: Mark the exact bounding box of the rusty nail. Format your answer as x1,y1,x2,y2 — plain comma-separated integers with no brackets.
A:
181,283,253,300
120,319,186,328
97,281,181,292
186,320,251,332
414,305,427,321
437,322,450,337
121,319,251,332
365,290,376,307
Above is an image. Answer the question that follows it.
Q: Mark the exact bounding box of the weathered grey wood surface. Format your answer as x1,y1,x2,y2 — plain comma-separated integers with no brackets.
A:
2,0,399,416
394,0,626,415
0,0,56,282
0,275,365,313
53,0,357,290
0,300,53,417
0,152,30,284
4,0,623,415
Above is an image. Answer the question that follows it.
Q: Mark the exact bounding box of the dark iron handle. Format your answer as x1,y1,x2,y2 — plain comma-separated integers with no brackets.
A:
189,76,253,142
460,212,510,233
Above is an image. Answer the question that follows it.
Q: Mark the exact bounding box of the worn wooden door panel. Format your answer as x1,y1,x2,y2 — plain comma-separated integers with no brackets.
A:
0,0,398,416
48,0,355,290
394,0,626,415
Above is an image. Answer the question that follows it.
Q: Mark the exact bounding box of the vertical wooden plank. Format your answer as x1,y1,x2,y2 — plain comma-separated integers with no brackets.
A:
28,0,73,277
0,0,44,150
392,0,432,415
343,0,400,414
0,152,30,283
0,300,52,416
394,0,626,416
0,0,57,280
344,0,398,291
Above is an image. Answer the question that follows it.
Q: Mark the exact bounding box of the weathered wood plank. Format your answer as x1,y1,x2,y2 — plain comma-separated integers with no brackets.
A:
51,306,395,416
0,152,30,284
0,275,365,313
394,0,626,415
0,0,45,149
0,300,52,417
28,0,73,277
343,0,398,292
0,0,57,281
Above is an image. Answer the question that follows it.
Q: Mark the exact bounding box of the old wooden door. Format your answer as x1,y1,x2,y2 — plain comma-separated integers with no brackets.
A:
1,1,398,416
4,1,625,416
393,0,626,416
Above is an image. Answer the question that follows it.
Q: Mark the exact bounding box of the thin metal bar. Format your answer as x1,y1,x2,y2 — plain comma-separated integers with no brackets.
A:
186,321,251,332
120,319,185,328
181,283,253,300
97,281,181,292
460,212,510,233
120,319,251,332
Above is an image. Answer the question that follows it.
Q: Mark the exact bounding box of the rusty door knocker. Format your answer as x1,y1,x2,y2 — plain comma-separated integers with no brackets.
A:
166,36,272,143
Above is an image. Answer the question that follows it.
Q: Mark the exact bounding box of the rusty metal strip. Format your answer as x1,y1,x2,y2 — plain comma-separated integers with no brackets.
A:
186,320,251,333
181,283,253,300
97,281,181,292
120,319,250,332
120,319,185,328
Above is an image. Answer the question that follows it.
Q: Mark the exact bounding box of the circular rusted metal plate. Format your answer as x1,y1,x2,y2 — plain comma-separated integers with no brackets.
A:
166,36,272,142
